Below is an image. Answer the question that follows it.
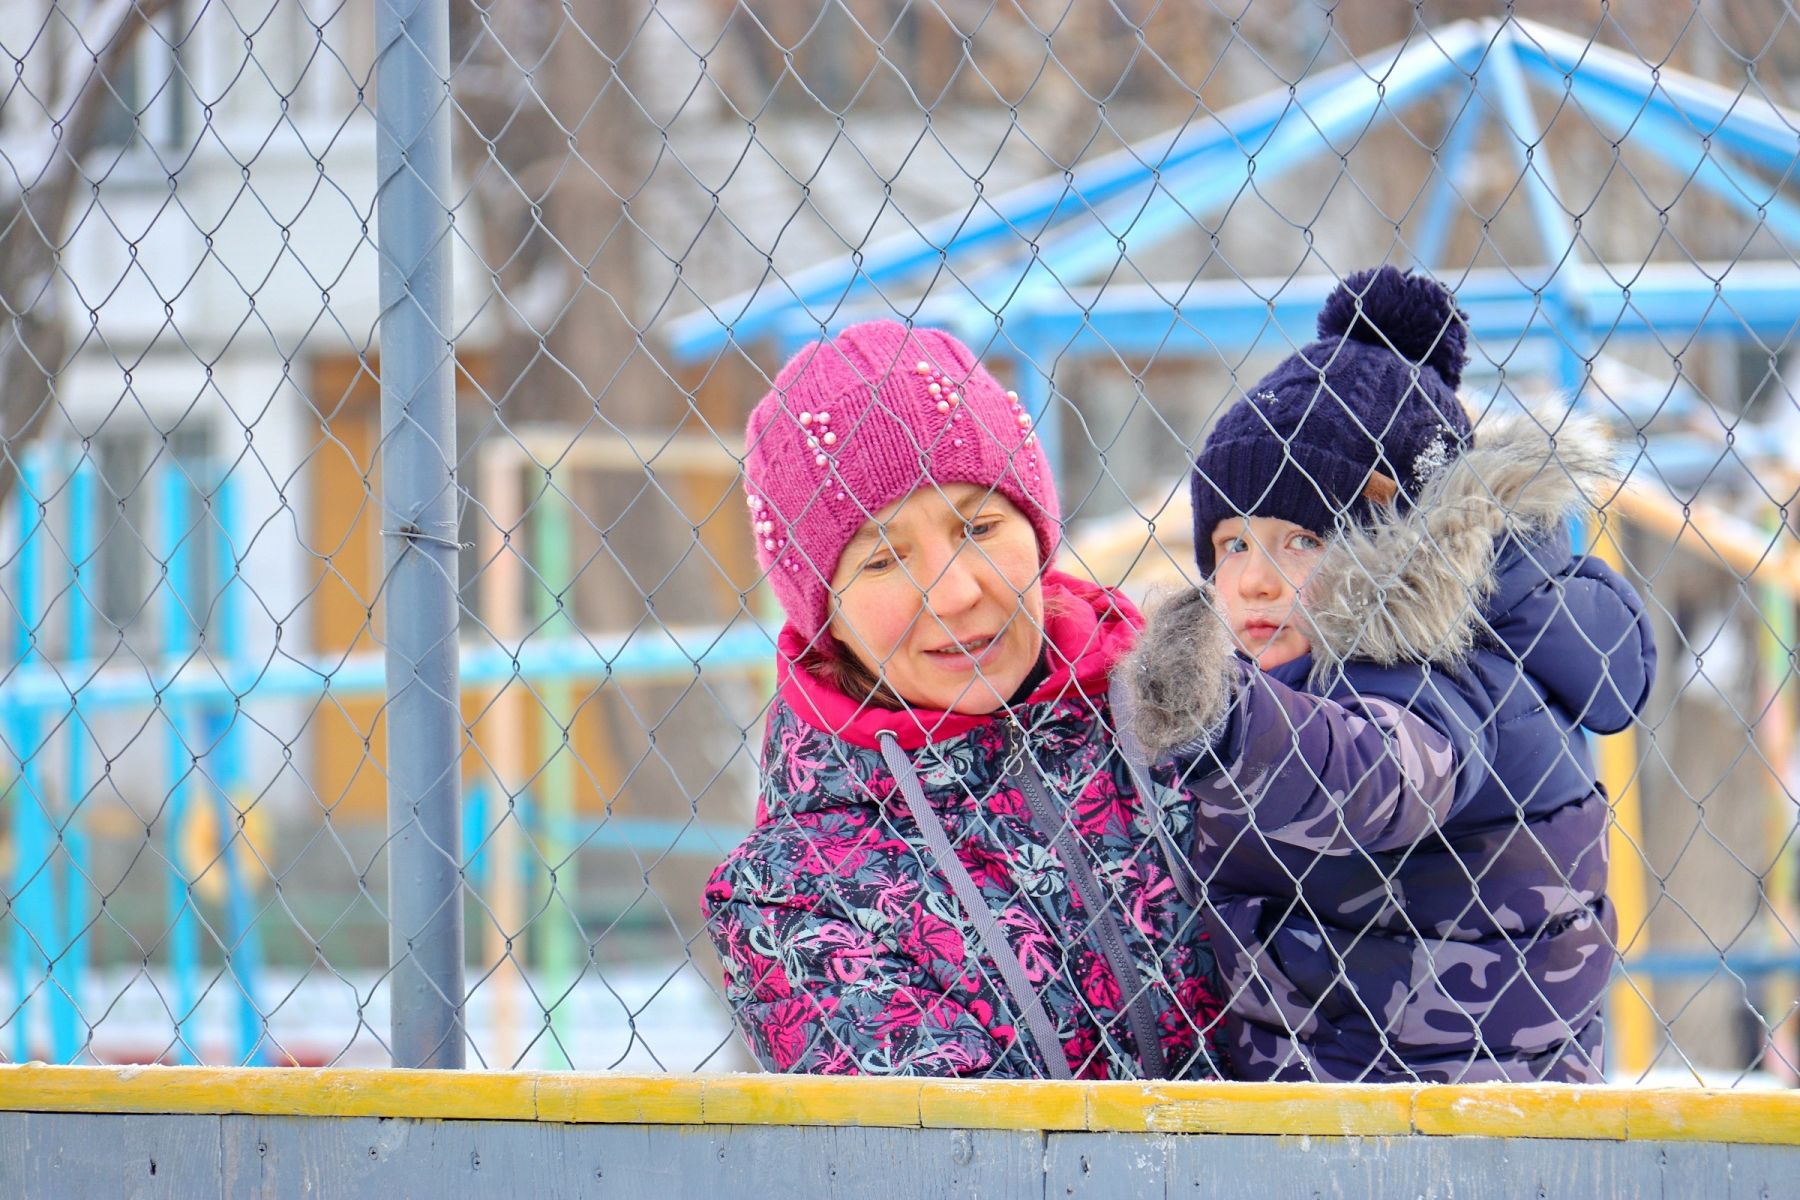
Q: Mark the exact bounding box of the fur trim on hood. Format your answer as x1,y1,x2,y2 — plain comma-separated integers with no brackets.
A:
1303,409,1620,670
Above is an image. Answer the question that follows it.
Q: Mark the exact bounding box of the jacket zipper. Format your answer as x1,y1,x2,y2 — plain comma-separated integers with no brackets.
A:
1005,716,1170,1080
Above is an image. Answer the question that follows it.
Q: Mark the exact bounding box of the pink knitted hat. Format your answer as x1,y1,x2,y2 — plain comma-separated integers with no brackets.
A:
742,320,1061,640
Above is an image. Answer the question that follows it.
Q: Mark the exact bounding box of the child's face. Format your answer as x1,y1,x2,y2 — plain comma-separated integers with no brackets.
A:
828,483,1046,714
1209,516,1326,670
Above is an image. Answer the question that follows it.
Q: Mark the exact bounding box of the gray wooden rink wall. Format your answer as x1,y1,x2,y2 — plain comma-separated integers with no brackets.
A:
3,1112,1797,1198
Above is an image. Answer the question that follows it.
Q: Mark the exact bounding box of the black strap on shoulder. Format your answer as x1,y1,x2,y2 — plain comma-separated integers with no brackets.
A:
877,732,1074,1080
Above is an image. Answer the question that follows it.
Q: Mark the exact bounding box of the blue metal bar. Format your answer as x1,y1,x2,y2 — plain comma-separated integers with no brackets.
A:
375,0,466,1070
6,450,55,1063
1004,342,1060,486
3,618,22,1062
0,623,779,714
1514,17,1800,176
203,707,266,1066
1412,89,1486,271
1515,53,1800,250
60,453,94,1062
208,470,265,1065
1485,27,1590,395
1486,28,1587,287
26,445,79,1064
1574,263,1800,349
947,28,1488,326
545,814,748,860
159,463,199,1064
665,21,1492,359
1620,950,1800,981
906,262,1800,359
462,778,489,888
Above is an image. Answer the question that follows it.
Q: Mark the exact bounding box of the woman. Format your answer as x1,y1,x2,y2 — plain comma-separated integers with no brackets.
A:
702,320,1224,1078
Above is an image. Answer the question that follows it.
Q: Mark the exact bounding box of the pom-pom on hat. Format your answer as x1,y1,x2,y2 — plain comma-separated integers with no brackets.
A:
742,320,1061,640
1190,265,1474,574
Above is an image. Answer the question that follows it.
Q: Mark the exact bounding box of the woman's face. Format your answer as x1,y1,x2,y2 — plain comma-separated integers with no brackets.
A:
1209,515,1325,670
828,483,1046,714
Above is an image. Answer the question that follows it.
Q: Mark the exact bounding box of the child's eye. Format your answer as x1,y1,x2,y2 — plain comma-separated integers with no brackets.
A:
863,553,895,574
1290,532,1324,552
966,518,999,538
1218,535,1248,556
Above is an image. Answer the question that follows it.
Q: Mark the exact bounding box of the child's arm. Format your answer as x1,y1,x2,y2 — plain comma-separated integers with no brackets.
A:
1189,666,1462,855
1121,586,1474,856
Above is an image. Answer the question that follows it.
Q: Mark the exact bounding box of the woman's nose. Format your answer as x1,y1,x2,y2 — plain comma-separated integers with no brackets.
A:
923,543,983,615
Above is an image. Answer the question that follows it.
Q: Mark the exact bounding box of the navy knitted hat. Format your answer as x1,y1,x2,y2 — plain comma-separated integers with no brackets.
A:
1191,265,1474,575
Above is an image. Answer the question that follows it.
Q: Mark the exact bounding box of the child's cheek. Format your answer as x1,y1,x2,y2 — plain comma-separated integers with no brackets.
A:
1294,550,1326,618
1214,588,1248,637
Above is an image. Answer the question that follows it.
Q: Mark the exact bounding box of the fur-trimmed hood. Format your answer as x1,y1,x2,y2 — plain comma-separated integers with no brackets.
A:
1303,410,1646,725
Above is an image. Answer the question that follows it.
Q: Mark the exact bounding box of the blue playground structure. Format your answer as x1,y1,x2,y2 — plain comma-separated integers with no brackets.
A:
666,16,1800,1078
0,442,769,1067
668,17,1799,463
5,15,1798,1074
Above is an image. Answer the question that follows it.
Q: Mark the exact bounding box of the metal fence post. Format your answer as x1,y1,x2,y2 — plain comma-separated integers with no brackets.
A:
374,0,464,1070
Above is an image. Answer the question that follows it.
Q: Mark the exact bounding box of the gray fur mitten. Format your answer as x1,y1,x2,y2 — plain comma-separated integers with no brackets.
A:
1119,584,1242,758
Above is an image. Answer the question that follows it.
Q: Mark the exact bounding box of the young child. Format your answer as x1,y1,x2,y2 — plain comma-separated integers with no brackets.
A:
1123,265,1658,1083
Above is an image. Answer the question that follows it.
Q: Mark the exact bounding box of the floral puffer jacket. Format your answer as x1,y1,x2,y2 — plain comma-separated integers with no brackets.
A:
702,572,1225,1078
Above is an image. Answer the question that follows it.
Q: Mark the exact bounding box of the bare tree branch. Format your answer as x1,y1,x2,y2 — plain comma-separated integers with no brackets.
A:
0,0,177,501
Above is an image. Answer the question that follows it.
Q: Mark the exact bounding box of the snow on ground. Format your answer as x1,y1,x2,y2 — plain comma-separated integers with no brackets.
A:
2,962,745,1072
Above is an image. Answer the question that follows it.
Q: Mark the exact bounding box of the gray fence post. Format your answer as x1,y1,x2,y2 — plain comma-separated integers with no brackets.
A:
373,0,465,1069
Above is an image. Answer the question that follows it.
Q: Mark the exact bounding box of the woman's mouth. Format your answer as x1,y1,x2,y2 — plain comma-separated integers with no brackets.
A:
924,634,1001,667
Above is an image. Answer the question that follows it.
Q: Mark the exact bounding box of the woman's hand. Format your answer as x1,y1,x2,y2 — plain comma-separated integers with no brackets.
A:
1120,584,1241,759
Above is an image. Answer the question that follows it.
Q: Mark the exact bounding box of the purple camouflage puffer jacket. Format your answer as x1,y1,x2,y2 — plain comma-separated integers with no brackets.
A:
1157,412,1657,1083
702,572,1226,1079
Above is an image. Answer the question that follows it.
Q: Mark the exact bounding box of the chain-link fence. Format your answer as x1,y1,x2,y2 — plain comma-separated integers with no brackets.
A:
0,0,1795,1085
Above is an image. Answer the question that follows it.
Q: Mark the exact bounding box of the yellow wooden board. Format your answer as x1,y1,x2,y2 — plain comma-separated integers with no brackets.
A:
538,1073,704,1125
1413,1084,1630,1141
0,1066,537,1121
700,1074,921,1127
1,1066,1795,1144
1627,1088,1800,1146
1102,1082,1415,1137
918,1079,1087,1130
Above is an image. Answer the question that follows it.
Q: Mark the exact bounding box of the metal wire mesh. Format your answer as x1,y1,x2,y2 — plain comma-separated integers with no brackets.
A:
0,0,1795,1085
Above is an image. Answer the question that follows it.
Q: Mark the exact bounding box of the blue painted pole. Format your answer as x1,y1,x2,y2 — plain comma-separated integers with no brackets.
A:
61,453,95,1061
160,462,199,1063
1514,56,1800,248
462,778,488,892
950,30,1488,324
664,21,1496,358
1413,90,1486,272
0,621,776,715
209,470,265,1064
1489,32,1596,402
1484,28,1589,399
376,0,466,1069
1514,18,1800,175
2,579,19,1060
1007,341,1060,486
889,263,1800,359
6,449,56,1062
